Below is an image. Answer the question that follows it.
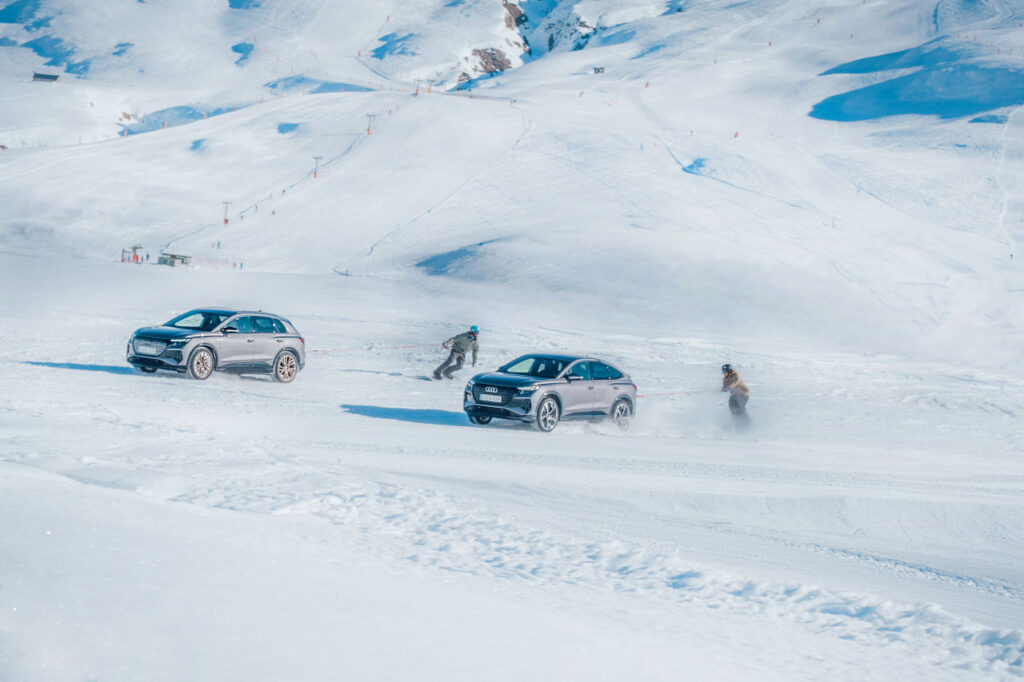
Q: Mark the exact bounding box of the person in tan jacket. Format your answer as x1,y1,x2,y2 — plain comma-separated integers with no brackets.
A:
721,364,750,421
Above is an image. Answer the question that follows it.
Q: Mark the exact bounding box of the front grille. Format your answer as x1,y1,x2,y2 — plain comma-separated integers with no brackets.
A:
133,338,169,356
472,384,516,406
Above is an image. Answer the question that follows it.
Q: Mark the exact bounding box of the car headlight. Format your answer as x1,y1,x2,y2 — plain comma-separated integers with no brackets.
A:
167,339,190,349
465,379,475,389
516,385,539,395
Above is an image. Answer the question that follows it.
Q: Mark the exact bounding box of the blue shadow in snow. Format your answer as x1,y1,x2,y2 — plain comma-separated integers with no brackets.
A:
632,44,664,59
819,43,961,76
596,28,635,47
277,122,300,134
372,33,417,60
0,0,42,23
811,65,1024,121
121,104,248,135
18,34,93,75
0,37,16,46
24,361,137,376
415,238,507,277
812,42,1024,121
190,138,205,151
662,0,689,14
113,42,132,57
341,404,470,427
20,35,73,64
970,114,1008,124
228,0,260,8
264,75,373,94
681,157,706,176
232,42,253,65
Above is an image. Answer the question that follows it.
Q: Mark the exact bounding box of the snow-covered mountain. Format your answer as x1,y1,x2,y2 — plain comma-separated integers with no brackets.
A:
1,1,1023,680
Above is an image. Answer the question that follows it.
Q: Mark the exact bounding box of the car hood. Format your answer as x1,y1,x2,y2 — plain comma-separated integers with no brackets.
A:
133,326,198,341
470,372,553,388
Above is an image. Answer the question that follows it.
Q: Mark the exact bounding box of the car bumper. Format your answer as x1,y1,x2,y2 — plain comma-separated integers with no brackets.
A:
126,343,187,372
464,396,535,422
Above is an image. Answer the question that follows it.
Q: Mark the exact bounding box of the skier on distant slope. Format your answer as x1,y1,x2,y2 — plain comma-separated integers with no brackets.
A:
433,326,480,380
721,363,750,424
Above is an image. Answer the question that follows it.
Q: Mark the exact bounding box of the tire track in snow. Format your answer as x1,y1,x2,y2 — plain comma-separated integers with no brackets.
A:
157,453,1024,677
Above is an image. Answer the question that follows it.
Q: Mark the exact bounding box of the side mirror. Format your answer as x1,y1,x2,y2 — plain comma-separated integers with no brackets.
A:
566,373,582,382
222,326,238,334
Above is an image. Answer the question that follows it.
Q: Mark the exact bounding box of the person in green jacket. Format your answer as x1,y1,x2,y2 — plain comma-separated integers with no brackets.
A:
433,326,480,380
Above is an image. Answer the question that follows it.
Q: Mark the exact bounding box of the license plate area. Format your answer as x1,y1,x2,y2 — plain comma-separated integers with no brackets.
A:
478,393,503,403
134,340,166,356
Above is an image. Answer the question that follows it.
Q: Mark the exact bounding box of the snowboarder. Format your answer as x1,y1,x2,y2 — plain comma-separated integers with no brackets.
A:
433,326,480,380
721,363,750,422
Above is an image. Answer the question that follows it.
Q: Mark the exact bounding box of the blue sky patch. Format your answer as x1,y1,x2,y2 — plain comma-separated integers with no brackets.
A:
372,33,417,60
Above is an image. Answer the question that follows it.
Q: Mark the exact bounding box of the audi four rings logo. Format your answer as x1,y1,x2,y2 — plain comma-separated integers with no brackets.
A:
484,387,499,393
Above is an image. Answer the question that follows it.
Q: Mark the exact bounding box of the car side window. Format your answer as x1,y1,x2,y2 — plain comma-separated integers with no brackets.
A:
171,312,204,329
271,319,287,334
567,362,592,380
592,362,622,380
253,316,277,334
231,316,254,333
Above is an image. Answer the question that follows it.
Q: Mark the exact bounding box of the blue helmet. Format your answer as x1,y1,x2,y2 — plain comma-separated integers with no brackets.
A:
470,325,480,333
721,363,732,373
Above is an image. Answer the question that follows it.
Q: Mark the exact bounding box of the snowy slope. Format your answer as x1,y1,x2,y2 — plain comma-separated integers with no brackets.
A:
1,0,1023,680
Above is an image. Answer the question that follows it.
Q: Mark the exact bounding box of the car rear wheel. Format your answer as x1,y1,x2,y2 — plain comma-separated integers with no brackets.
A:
535,397,560,432
187,347,214,380
611,398,632,431
138,366,158,374
274,351,298,383
469,415,492,425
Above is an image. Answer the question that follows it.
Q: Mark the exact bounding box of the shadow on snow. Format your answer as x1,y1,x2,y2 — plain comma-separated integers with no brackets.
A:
23,361,137,376
340,404,471,427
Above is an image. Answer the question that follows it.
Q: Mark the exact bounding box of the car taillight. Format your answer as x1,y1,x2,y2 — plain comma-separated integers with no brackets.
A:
299,337,305,344
632,384,637,391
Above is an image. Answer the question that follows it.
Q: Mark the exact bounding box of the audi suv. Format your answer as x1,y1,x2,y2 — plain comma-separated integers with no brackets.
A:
127,308,305,382
464,354,637,432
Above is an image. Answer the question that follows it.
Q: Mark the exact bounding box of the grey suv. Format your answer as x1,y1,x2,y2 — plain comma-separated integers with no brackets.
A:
464,354,637,432
127,308,306,382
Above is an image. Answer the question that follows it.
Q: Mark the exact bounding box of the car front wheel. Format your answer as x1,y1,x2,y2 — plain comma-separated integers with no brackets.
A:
187,347,215,380
469,415,492,425
274,351,299,383
611,398,632,431
138,366,158,374
535,397,560,432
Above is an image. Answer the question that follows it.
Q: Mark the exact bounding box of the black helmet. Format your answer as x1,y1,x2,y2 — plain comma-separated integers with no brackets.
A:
721,363,732,373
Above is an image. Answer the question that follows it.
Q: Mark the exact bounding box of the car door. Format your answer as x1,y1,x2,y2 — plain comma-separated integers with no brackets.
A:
251,316,286,369
216,315,256,367
560,361,595,414
589,361,623,413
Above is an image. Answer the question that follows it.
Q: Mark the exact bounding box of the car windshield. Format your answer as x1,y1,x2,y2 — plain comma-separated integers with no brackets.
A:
165,310,232,332
500,356,572,379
